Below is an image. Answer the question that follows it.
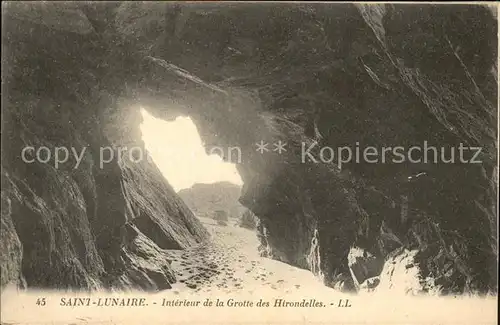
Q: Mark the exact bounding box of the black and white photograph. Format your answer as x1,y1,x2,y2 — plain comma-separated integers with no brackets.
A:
1,2,498,324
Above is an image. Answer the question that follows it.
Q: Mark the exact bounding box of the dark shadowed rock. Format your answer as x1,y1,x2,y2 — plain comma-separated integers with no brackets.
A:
1,3,497,295
1,6,209,290
347,247,384,289
238,210,258,230
4,2,95,35
0,192,25,289
113,224,176,291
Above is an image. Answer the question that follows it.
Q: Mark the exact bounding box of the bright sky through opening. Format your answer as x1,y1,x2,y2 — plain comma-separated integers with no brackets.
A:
140,108,243,192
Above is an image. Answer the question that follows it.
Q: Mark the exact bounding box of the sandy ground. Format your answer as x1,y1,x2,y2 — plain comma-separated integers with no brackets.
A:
165,216,329,295
1,216,497,324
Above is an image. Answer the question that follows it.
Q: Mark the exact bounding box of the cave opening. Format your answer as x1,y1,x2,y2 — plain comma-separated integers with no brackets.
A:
139,107,258,230
139,107,243,192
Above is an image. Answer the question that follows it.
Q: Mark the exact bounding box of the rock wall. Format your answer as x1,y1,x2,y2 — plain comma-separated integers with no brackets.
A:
131,3,498,294
1,3,209,290
1,3,497,294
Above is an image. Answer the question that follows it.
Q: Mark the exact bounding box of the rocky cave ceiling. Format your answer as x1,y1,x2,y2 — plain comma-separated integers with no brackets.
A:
1,2,498,294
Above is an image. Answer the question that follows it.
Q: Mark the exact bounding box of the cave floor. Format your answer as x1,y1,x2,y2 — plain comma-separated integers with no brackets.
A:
165,216,332,295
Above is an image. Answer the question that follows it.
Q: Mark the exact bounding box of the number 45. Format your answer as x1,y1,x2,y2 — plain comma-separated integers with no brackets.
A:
36,298,46,306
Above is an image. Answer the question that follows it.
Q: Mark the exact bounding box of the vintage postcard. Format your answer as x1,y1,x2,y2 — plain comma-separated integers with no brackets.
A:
1,2,498,324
